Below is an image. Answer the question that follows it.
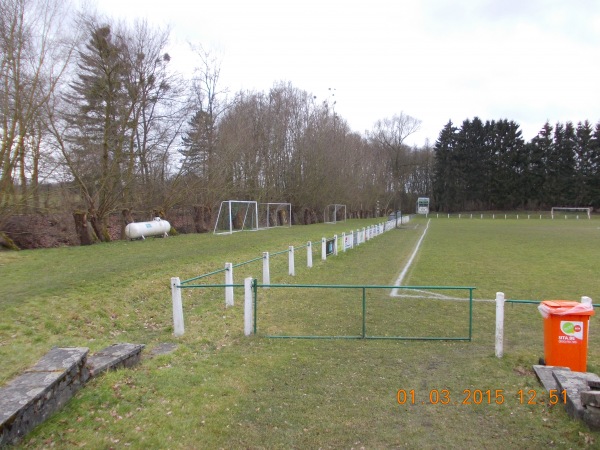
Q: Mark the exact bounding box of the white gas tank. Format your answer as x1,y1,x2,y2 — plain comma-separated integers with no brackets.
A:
125,218,171,240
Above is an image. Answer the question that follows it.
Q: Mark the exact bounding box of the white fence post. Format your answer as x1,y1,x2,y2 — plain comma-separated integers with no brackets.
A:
289,246,295,276
495,292,505,358
225,262,234,307
342,232,346,252
321,237,327,260
307,241,313,268
244,277,253,336
171,277,184,336
333,235,338,256
262,252,270,286
582,296,593,337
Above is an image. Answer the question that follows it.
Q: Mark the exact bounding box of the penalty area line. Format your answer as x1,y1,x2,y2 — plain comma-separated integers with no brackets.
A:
390,219,431,297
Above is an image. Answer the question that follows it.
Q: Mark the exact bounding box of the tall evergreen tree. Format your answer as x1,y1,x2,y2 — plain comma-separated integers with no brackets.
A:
433,121,459,211
458,117,488,210
527,122,554,208
488,119,525,209
63,21,134,240
588,123,600,207
180,109,215,180
574,121,595,205
546,122,576,206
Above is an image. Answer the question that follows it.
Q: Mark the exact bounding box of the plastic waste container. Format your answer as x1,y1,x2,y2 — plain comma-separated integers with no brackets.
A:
538,299,594,372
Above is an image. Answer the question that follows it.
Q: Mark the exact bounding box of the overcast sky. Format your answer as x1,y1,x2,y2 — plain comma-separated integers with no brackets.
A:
93,0,600,147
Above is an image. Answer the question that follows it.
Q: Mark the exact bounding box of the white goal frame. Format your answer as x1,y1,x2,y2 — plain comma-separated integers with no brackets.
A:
324,204,347,224
258,203,292,229
551,207,592,219
213,200,259,235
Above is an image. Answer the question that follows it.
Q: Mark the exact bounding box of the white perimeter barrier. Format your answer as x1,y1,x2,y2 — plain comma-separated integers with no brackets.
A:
171,216,412,336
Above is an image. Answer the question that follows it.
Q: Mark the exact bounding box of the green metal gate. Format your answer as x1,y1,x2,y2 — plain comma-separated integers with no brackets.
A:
252,282,475,340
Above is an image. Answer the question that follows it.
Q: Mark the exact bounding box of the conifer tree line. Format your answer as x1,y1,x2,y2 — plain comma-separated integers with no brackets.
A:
432,118,600,212
0,0,431,245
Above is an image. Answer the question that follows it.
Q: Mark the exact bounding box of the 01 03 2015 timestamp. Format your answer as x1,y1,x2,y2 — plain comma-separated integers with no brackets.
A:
396,389,567,405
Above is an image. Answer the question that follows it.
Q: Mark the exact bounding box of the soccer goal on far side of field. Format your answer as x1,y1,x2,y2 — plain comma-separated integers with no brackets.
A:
213,200,259,234
324,204,347,224
257,203,292,229
551,207,592,219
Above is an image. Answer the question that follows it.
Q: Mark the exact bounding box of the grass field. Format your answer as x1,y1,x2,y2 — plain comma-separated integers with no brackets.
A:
2,216,600,448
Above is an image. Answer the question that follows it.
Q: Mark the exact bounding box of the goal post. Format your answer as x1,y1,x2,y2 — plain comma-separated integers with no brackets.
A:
324,204,346,224
258,203,292,229
213,200,259,234
551,207,592,219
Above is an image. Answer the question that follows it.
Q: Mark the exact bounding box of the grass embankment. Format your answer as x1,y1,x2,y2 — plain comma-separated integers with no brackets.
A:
1,217,600,448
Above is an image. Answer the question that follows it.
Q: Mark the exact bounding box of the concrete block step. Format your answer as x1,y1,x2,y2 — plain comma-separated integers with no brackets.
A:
0,343,144,447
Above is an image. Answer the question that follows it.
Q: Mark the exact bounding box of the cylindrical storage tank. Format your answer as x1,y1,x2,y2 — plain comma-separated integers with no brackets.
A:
125,218,171,240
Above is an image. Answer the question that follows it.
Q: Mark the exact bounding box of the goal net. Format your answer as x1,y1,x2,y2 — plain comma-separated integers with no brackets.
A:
324,204,346,224
214,200,259,234
258,203,292,229
551,207,592,219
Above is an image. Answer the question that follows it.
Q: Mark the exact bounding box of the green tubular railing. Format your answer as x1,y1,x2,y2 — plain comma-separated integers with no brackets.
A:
183,241,313,283
180,267,229,285
179,283,244,289
269,248,291,257
506,299,542,305
252,283,475,341
232,256,263,268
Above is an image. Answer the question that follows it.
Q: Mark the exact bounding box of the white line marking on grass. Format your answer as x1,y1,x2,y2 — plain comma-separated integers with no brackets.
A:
393,290,494,303
390,219,430,297
389,219,492,302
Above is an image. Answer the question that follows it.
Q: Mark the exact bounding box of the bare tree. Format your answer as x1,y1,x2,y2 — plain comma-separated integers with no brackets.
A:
369,113,422,211
179,46,228,206
121,19,191,212
0,0,73,215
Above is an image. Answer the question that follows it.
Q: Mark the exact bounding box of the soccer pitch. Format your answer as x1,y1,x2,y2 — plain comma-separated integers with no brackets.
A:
3,216,600,448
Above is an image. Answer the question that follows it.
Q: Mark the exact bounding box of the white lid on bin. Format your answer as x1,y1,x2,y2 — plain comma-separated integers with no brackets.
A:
538,300,594,319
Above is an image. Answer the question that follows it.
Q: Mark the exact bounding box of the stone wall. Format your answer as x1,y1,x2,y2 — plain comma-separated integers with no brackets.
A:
0,344,143,447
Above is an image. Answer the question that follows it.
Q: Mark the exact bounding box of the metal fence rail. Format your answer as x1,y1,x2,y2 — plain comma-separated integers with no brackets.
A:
252,282,475,341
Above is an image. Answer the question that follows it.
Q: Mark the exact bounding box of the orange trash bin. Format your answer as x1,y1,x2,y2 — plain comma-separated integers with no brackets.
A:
538,300,595,372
